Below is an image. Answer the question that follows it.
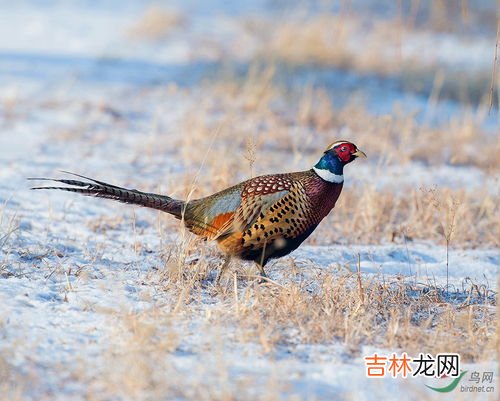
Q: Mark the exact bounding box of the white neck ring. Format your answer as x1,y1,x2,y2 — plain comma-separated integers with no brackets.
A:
313,167,344,183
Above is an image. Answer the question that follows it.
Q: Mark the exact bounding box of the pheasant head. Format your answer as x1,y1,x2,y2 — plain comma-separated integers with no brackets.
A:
313,140,366,183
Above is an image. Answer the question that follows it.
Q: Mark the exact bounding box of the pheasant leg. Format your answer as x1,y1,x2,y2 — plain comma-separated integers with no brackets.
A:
255,263,268,283
215,256,231,285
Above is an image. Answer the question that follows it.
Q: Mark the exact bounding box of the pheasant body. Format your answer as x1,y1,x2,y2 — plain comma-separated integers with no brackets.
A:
187,171,343,266
31,140,365,280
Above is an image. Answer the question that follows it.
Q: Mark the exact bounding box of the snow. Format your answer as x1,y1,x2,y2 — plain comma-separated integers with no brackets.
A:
0,1,497,400
296,244,498,290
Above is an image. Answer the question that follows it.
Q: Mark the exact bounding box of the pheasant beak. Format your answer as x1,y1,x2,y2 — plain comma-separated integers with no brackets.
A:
352,149,367,158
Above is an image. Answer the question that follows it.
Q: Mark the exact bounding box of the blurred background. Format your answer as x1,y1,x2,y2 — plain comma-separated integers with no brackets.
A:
1,0,497,112
0,2,498,400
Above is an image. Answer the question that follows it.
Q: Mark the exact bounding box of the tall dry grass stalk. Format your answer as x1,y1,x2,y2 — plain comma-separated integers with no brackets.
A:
0,202,18,256
489,22,499,113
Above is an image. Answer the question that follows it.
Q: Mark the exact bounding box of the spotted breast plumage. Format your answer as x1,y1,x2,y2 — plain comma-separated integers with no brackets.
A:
30,140,366,282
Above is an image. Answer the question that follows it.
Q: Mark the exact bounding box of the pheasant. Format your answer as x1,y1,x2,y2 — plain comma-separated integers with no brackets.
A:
30,140,366,282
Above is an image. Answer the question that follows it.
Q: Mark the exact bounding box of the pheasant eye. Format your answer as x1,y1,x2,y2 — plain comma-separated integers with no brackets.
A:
340,146,347,151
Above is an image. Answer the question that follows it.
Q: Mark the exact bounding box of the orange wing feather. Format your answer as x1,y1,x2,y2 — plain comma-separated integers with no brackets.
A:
186,211,235,240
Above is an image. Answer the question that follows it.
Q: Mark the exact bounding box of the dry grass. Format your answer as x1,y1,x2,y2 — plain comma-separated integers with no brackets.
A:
129,69,498,249
244,13,495,105
176,68,499,177
72,305,292,401
38,66,498,250
326,186,499,247
331,101,499,171
152,245,497,360
251,15,404,74
230,271,495,360
0,202,19,270
26,252,489,401
60,251,494,401
134,65,498,391
128,6,184,41
133,232,497,367
1,21,497,398
402,0,497,35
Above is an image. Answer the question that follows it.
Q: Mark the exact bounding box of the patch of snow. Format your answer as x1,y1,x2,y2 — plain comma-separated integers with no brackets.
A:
293,244,498,290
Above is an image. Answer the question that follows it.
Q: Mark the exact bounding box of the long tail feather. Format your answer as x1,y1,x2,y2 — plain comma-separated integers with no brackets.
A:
29,172,184,218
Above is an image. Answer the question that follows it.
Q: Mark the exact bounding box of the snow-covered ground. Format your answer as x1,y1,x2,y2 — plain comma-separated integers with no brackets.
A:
0,1,498,400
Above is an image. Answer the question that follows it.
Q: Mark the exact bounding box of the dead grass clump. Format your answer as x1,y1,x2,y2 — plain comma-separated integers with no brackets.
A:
249,14,493,104
228,268,496,361
254,15,402,74
256,16,346,67
254,15,361,70
327,186,499,247
128,7,184,41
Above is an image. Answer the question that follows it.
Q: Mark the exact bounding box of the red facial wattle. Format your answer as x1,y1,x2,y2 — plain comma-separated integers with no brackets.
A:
336,143,356,162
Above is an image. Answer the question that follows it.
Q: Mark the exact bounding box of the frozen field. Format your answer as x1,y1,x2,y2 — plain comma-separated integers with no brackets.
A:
0,1,498,400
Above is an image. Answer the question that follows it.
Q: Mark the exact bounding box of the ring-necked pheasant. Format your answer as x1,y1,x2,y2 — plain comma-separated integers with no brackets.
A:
30,140,366,282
